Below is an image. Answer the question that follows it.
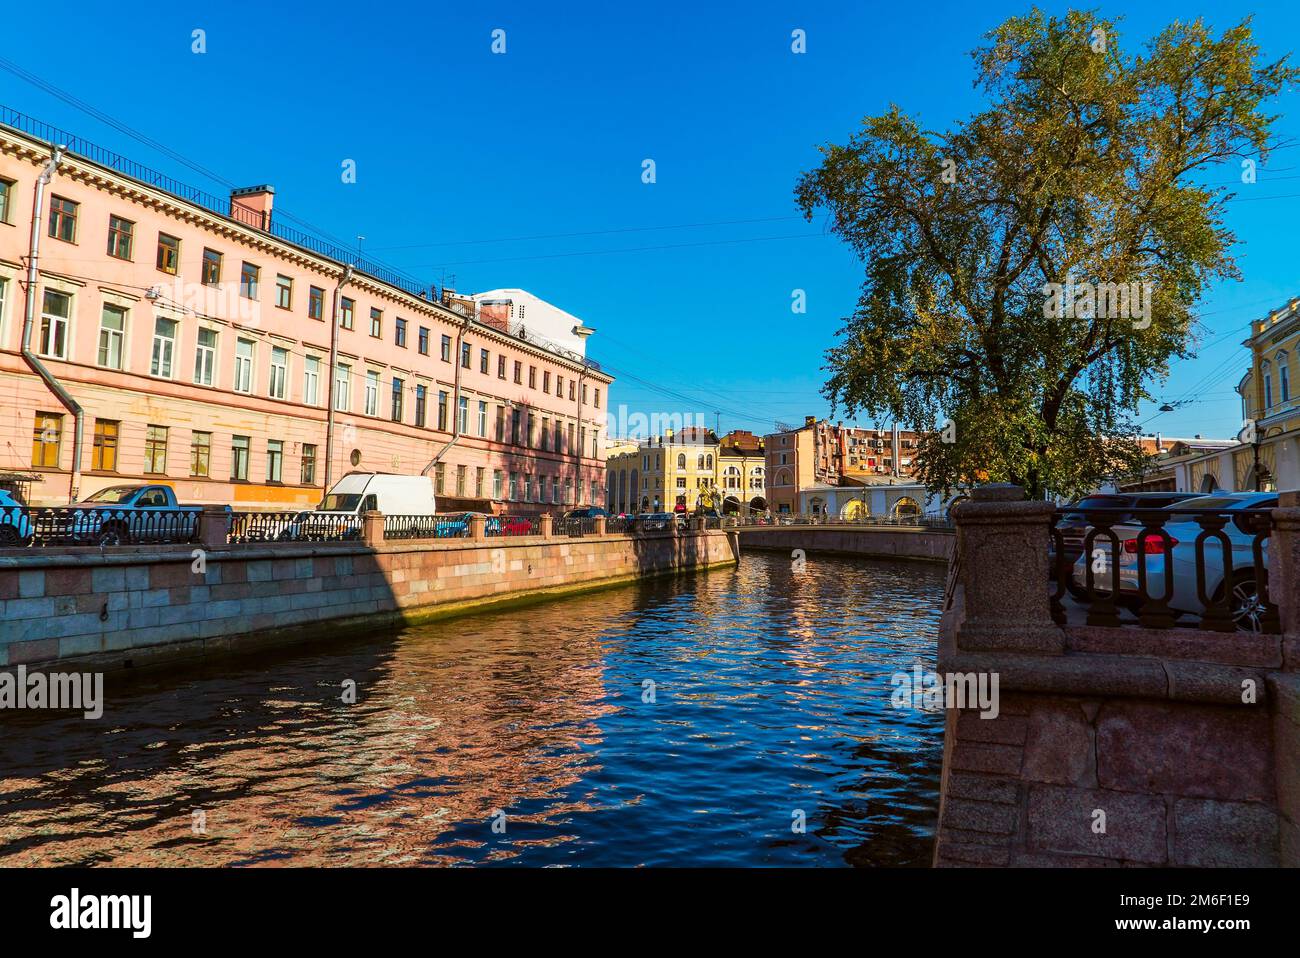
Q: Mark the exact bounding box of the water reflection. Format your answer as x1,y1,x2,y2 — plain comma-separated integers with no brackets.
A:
0,552,945,867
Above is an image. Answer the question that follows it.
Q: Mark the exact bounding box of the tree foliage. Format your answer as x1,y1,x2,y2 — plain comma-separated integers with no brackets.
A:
795,9,1297,499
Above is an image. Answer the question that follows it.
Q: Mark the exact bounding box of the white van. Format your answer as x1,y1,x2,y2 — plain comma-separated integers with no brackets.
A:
318,472,437,516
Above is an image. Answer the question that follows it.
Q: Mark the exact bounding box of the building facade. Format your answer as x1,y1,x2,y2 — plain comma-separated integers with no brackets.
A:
764,416,920,513
604,427,766,514
0,117,611,510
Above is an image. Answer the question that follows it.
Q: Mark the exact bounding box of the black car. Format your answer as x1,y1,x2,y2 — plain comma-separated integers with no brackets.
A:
1051,491,1204,595
560,507,609,521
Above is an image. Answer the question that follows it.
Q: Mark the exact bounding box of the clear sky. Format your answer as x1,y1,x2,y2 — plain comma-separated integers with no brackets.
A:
2,1,1297,441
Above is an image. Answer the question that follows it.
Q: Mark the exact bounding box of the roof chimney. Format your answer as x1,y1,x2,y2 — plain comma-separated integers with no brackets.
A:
804,415,817,428
230,185,274,230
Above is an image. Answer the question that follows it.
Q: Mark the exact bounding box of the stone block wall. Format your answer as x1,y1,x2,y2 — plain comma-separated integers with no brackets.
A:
0,529,738,671
737,525,952,562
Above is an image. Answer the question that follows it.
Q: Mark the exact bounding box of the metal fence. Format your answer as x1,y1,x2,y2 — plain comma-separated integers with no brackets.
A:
744,513,955,531
228,511,362,544
385,514,469,540
1049,505,1277,634
487,515,541,537
555,516,598,537
0,505,200,547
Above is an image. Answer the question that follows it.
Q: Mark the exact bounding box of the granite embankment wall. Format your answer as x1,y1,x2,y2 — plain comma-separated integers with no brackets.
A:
0,528,739,671
737,525,952,563
934,485,1300,867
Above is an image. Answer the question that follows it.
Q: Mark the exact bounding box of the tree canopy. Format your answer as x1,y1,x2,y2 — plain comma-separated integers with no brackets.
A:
796,9,1297,499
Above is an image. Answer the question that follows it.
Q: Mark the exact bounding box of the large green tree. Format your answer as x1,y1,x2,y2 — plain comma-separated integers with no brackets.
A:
796,9,1296,499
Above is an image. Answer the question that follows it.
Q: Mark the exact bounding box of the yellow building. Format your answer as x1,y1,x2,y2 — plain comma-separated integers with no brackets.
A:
604,428,766,514
1238,296,1300,490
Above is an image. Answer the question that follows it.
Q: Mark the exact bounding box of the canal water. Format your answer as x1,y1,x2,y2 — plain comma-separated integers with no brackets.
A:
0,552,946,867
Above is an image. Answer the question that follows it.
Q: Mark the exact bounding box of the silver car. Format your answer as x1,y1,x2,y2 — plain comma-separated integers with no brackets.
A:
1071,492,1277,631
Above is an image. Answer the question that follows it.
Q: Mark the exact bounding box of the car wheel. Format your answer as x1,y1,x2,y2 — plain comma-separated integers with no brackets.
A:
1225,572,1269,634
95,524,129,547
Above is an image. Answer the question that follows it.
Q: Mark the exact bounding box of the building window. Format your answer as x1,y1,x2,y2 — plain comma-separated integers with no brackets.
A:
480,348,489,373
0,178,13,224
151,317,178,378
493,469,503,499
190,431,211,477
569,381,576,401
49,196,78,242
240,262,260,299
509,471,518,500
194,327,217,386
456,464,467,496
39,289,71,359
477,400,487,436
418,326,429,355
276,274,293,309
460,342,471,368
157,233,180,273
1279,353,1291,403
98,304,126,369
32,412,62,467
92,419,119,471
435,462,445,494
202,248,222,286
266,439,283,482
308,285,325,320
144,425,168,474
511,408,521,444
542,417,550,448
233,338,254,393
231,435,250,480
395,317,408,348
438,390,448,431
458,396,468,433
513,361,522,384
436,334,450,362
594,387,601,409
526,412,535,447
303,356,321,405
415,384,427,427
339,297,354,329
300,444,317,485
370,308,383,337
556,375,563,397
269,346,289,399
528,366,536,389
334,363,351,411
498,355,506,379
107,215,134,260
364,370,380,416
392,377,404,422
475,467,484,497
543,371,551,392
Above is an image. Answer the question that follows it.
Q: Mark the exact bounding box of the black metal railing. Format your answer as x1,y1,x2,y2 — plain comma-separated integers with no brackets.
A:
487,515,541,537
228,511,361,544
741,513,954,531
385,514,469,539
555,517,598,537
0,505,201,547
1049,506,1278,634
606,516,635,534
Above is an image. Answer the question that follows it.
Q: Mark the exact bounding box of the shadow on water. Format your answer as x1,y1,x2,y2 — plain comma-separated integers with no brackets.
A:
0,552,946,867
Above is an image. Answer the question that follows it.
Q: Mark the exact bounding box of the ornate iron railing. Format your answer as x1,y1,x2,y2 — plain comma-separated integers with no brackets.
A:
0,505,201,547
1049,505,1278,634
228,511,361,543
385,514,469,539
486,515,541,537
555,517,598,537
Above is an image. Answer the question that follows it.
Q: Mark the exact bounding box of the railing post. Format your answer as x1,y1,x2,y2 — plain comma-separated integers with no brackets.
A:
199,505,230,549
362,509,385,547
593,516,607,536
470,514,487,541
1272,492,1300,670
540,514,554,539
950,483,1064,654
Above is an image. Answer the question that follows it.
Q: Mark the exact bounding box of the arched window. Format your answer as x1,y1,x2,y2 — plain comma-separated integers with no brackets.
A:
892,496,921,518
697,454,705,469
706,454,713,469
1278,352,1291,402
677,453,686,469
723,465,741,489
1263,360,1274,410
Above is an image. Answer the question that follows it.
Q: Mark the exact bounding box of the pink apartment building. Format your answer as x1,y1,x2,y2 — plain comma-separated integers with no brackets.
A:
0,113,611,510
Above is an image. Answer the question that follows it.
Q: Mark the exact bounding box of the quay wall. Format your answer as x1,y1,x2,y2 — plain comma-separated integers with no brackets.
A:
736,525,952,563
933,485,1300,868
0,529,739,672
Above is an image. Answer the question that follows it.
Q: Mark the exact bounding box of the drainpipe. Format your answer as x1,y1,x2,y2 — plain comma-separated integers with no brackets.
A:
322,265,354,496
422,309,473,481
20,145,84,504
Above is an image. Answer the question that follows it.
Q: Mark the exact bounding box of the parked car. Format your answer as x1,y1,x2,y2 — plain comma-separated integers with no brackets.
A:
638,512,675,532
495,515,536,536
318,472,437,517
561,507,608,521
1070,491,1278,631
47,484,202,546
1051,491,1204,596
0,490,34,547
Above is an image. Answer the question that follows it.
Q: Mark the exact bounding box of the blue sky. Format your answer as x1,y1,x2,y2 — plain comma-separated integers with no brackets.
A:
2,1,1297,440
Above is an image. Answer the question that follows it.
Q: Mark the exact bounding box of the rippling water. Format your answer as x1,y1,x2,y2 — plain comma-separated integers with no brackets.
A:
0,552,946,867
